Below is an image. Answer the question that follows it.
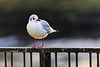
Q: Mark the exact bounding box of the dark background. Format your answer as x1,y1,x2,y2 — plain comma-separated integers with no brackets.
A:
0,0,100,42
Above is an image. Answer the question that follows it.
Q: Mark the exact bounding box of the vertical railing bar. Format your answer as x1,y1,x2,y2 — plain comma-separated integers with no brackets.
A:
23,52,26,67
45,52,51,67
68,52,71,67
97,53,99,67
89,53,92,67
11,52,13,67
30,52,32,67
76,52,78,67
40,51,45,67
4,52,7,67
55,52,57,67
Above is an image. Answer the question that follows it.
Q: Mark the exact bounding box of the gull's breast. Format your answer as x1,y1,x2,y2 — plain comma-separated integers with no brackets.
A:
27,22,48,39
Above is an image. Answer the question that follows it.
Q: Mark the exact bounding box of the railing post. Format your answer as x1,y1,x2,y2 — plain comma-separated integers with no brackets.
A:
30,52,32,67
23,52,26,67
4,52,7,67
40,49,51,67
76,52,78,67
40,50,45,67
68,52,71,67
89,53,92,67
45,52,51,67
97,53,99,67
11,52,13,67
55,52,57,67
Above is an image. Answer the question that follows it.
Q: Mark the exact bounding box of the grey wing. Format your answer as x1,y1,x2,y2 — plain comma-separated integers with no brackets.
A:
40,20,51,34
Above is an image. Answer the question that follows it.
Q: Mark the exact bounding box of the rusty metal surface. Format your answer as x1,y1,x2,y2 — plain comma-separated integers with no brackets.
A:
0,48,100,53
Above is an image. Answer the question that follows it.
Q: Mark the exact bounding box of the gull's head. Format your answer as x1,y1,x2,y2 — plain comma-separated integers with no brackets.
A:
29,14,40,22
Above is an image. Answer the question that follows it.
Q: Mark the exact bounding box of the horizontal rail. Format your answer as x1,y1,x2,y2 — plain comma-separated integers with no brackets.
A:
0,48,100,53
0,48,100,67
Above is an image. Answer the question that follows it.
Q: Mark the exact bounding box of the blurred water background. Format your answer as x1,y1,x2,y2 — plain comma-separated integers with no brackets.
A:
0,0,100,67
0,0,100,47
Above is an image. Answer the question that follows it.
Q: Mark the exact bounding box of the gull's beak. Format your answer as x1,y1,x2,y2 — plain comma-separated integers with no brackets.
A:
36,19,40,21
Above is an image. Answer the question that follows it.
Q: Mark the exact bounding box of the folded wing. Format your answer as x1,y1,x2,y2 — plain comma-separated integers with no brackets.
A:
40,20,51,34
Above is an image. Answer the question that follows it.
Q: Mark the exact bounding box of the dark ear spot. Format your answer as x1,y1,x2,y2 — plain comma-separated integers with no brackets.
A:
30,18,32,21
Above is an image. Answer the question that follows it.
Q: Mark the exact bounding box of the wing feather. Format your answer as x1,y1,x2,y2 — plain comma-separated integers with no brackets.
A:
40,20,51,34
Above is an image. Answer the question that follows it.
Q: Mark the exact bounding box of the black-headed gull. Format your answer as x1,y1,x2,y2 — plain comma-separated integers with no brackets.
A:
26,14,59,48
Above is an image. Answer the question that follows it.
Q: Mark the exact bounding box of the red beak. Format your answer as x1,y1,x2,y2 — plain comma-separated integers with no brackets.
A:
37,19,40,21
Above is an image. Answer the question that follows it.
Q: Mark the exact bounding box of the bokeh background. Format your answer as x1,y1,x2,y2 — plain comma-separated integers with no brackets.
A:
1,0,100,47
0,0,100,67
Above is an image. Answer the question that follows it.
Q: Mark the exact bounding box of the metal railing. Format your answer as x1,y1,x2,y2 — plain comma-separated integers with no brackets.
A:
0,48,100,67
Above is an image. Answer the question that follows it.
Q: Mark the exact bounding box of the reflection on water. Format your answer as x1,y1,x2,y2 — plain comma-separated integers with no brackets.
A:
0,36,25,47
1,35,100,47
30,37,100,48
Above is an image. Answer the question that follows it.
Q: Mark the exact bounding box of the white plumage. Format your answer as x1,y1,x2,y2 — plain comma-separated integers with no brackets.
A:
26,14,58,48
27,14,58,39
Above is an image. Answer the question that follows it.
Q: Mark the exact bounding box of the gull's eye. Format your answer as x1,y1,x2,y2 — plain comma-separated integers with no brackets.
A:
30,17,35,21
33,17,35,20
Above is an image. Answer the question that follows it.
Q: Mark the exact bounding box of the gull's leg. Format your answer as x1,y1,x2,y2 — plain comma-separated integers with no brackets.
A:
32,38,36,48
42,38,44,48
34,38,36,47
38,38,44,48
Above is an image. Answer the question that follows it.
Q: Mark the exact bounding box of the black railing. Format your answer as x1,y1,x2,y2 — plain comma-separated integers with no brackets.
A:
0,48,100,67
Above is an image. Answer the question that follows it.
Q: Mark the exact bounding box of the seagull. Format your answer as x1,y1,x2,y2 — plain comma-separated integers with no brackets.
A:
26,14,59,48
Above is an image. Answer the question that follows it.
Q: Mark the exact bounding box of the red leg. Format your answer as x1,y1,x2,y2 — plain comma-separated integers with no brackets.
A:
42,38,44,48
33,38,36,48
38,38,44,48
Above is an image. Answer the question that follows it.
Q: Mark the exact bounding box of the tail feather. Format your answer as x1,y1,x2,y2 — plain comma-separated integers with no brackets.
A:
54,30,59,32
50,27,59,33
